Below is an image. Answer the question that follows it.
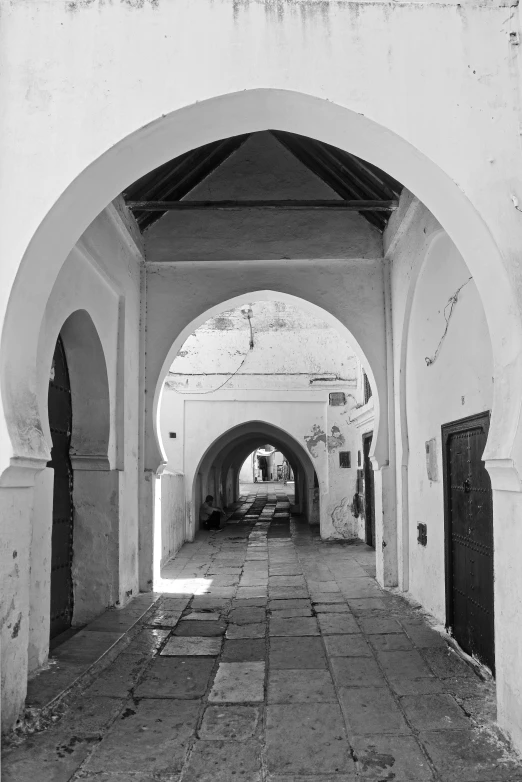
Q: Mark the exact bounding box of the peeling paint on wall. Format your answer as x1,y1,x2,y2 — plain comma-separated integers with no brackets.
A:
304,424,345,457
327,425,345,451
330,497,353,539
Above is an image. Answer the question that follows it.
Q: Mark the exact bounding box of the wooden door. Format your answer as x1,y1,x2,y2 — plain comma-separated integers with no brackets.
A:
442,412,494,672
48,337,74,639
363,432,375,548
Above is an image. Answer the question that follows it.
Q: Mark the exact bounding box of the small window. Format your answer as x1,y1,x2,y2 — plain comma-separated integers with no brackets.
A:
329,392,346,406
363,372,372,405
339,451,351,468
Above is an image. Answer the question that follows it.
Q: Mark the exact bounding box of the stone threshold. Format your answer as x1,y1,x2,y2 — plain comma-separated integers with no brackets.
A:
24,592,162,717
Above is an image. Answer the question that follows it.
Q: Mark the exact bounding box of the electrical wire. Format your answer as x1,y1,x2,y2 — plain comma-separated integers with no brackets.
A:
425,277,472,366
168,314,254,394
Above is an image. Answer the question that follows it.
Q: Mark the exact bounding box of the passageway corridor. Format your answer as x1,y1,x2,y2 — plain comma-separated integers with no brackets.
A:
3,489,521,781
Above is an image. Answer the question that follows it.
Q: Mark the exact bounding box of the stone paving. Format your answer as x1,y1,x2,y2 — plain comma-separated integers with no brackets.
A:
3,487,522,781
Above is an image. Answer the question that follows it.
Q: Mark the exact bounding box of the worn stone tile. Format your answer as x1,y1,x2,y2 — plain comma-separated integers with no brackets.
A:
401,622,447,648
269,606,313,618
190,597,231,610
1,727,98,782
389,677,446,696
26,661,87,708
205,587,237,598
269,565,304,576
269,575,307,587
331,657,387,688
400,694,470,731
229,607,266,625
147,609,183,628
209,661,265,702
226,622,265,639
269,616,319,636
57,695,124,735
358,616,403,635
347,598,387,613
181,739,262,781
84,698,199,775
422,646,478,680
267,775,355,782
310,593,347,604
73,774,170,782
306,581,341,594
269,587,309,600
160,636,222,656
182,611,221,621
198,705,261,740
134,656,214,698
174,619,226,637
268,598,311,611
231,597,268,608
377,650,435,680
270,636,327,669
351,734,434,780
268,669,337,703
222,638,266,661
368,632,414,651
51,630,123,665
324,634,372,657
123,628,171,655
419,729,522,781
83,653,149,697
339,687,410,735
314,603,351,613
318,613,360,635
236,587,268,599
266,704,352,775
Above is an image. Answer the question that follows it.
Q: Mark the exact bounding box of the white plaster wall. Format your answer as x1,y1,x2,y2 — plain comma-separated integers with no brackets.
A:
395,219,493,621
239,454,255,483
158,471,185,568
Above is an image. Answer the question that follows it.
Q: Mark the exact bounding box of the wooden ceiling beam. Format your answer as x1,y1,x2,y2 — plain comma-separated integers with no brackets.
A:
126,199,398,211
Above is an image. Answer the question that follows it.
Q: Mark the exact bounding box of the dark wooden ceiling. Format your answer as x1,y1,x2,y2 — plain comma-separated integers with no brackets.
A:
123,131,402,232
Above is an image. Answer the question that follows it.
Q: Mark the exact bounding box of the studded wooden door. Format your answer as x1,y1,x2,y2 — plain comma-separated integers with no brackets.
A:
442,412,494,673
48,337,74,639
363,432,375,548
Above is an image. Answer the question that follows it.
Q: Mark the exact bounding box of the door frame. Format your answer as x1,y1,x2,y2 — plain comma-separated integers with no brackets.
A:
362,431,375,548
441,410,492,642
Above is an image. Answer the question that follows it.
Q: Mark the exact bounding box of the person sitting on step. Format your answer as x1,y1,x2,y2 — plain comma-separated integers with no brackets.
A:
199,495,224,530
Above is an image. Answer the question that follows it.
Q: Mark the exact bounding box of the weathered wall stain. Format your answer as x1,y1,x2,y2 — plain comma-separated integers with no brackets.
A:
330,497,352,538
304,423,345,456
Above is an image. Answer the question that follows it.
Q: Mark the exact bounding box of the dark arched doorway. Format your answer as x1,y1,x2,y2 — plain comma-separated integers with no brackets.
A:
47,336,74,639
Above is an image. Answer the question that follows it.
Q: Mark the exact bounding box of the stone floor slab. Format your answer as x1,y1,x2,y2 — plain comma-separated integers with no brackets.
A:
266,703,353,775
174,619,227,637
318,613,360,635
377,650,435,680
358,616,403,635
147,609,183,628
269,636,327,669
268,669,337,703
368,632,413,651
226,622,265,639
83,652,149,697
331,657,387,688
268,598,311,611
339,686,411,735
180,738,263,782
160,637,222,656
351,734,434,780
314,603,351,613
182,611,221,621
134,656,215,698
222,638,266,661
419,729,522,781
229,607,266,625
324,634,372,657
269,616,319,636
123,628,171,655
84,699,199,775
1,727,98,782
400,693,470,731
198,705,261,740
209,661,265,702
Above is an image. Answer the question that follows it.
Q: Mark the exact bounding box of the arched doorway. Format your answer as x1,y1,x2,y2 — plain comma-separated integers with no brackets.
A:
48,337,74,639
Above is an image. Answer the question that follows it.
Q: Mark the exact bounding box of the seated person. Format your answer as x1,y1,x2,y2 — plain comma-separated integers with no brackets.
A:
199,495,224,530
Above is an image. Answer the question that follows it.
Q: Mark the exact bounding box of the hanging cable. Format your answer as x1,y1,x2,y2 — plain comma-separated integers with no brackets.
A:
168,309,255,394
425,276,473,366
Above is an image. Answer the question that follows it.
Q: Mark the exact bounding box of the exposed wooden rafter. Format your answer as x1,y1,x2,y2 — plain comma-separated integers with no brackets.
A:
126,199,399,212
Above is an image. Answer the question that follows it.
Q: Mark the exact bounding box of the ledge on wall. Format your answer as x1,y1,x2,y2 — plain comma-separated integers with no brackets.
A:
349,398,375,429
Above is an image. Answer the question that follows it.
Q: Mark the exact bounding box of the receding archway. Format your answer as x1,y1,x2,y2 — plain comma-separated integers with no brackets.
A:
2,90,519,493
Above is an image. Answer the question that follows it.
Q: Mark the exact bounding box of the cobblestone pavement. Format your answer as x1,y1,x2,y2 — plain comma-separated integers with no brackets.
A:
3,487,522,781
